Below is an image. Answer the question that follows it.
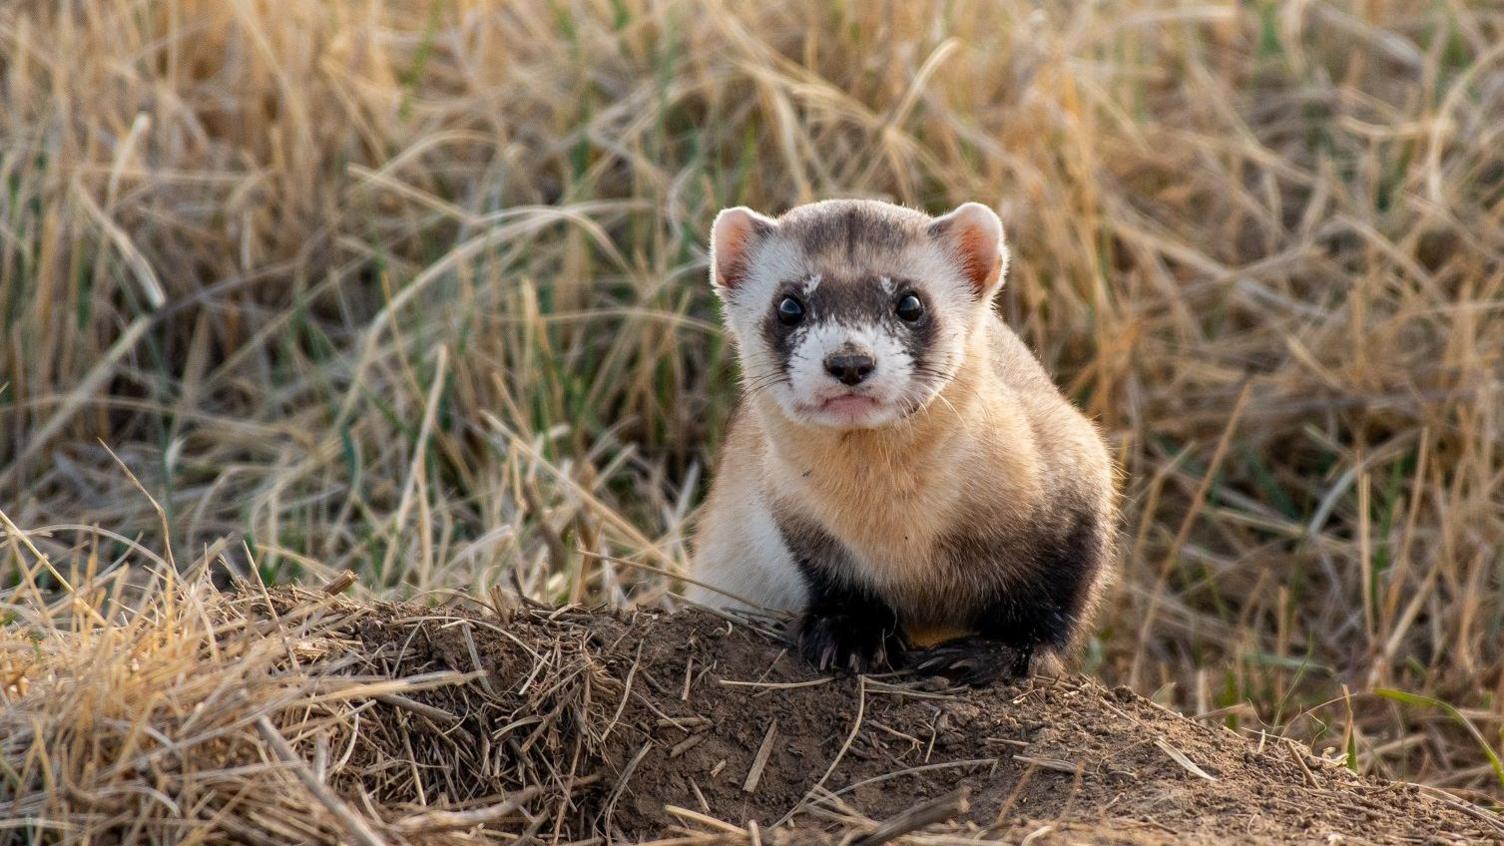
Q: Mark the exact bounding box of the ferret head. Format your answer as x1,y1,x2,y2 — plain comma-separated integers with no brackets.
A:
709,199,1008,430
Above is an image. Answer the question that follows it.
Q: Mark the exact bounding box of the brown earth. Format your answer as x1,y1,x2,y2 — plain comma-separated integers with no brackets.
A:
10,584,1497,844
332,597,1501,844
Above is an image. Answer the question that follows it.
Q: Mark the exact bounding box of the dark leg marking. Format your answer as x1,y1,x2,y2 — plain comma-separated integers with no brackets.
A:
916,501,1102,687
773,507,905,674
797,579,906,675
912,638,1031,687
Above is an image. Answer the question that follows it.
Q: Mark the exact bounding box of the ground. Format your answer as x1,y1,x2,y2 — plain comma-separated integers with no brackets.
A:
5,583,1497,844
359,600,1499,843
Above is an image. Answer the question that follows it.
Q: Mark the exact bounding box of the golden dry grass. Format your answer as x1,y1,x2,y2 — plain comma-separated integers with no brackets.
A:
2,0,1503,833
9,571,1500,844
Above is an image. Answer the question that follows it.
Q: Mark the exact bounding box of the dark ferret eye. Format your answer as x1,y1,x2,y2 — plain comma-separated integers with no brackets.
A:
777,295,805,326
895,293,924,322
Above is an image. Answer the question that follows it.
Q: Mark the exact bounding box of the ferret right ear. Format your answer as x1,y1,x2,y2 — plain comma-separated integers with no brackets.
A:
710,207,776,293
928,202,1008,300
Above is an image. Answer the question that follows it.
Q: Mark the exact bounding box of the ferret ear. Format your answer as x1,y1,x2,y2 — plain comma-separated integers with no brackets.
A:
710,206,777,293
928,202,1008,300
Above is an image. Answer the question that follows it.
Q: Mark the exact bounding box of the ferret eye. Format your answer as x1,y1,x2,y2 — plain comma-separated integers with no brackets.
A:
895,293,924,322
776,295,805,326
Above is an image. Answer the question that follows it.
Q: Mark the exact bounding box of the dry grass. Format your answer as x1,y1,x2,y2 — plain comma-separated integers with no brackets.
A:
2,0,1502,829
0,564,628,844
4,568,1499,844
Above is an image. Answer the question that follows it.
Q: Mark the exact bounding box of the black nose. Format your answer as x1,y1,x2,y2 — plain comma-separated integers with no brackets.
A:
824,352,876,386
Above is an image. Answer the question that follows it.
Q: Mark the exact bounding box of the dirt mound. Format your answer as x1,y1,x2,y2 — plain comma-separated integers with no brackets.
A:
6,586,1500,844
345,597,1497,844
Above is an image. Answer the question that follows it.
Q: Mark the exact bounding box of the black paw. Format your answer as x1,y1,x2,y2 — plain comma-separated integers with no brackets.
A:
797,611,905,674
911,638,1032,687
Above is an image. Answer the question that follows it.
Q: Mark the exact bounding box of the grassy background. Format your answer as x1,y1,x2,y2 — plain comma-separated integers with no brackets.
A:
2,0,1502,799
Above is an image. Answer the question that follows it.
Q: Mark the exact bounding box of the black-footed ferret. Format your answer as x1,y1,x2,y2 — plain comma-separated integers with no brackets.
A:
688,199,1116,685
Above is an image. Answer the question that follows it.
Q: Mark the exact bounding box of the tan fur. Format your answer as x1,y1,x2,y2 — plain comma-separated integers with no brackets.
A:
702,314,1115,658
690,199,1117,668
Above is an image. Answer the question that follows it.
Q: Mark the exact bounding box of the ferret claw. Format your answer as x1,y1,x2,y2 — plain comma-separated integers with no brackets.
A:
911,638,1031,687
795,611,904,676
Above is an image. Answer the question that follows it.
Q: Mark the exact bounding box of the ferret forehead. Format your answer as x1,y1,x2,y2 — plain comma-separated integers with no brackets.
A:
777,200,929,261
741,235,940,303
798,274,897,325
798,244,952,291
800,242,950,298
731,201,961,309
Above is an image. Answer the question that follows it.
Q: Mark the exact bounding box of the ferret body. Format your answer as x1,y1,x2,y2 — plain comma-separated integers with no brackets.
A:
689,199,1115,684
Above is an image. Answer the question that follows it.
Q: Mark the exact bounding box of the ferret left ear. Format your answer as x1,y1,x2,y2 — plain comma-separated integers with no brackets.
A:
928,202,1008,300
710,206,777,294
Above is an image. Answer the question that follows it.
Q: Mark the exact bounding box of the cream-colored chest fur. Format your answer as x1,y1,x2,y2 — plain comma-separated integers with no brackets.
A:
752,350,1046,608
769,424,966,571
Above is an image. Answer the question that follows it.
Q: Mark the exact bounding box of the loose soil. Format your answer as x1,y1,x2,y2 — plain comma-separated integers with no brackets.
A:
331,597,1499,844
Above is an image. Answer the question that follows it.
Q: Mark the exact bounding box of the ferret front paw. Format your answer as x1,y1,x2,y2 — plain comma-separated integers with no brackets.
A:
796,611,904,674
911,638,1032,687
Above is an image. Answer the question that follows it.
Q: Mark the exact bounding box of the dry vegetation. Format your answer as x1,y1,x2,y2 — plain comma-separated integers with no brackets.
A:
2,0,1503,840
3,576,1500,844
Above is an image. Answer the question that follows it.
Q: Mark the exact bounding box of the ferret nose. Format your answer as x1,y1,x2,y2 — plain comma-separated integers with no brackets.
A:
824,352,876,386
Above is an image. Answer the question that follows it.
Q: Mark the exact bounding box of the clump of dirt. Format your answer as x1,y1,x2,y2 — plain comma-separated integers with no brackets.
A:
12,582,1497,844
338,596,1498,844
